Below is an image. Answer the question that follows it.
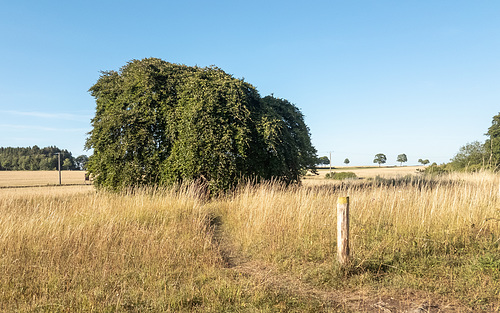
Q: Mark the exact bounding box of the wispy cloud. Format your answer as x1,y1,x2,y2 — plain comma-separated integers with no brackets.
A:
0,110,92,121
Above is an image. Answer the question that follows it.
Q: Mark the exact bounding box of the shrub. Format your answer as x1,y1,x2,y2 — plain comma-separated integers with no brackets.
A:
325,172,357,180
424,163,449,175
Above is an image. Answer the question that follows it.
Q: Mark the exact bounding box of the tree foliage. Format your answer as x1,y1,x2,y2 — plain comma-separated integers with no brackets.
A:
85,58,317,192
373,153,387,167
418,158,430,166
449,141,486,171
317,156,329,165
397,153,407,166
423,141,486,174
485,112,500,167
0,146,77,171
75,155,89,170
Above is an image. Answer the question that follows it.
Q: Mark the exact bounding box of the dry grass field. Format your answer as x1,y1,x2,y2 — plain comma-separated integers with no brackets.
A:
309,166,425,179
0,167,418,188
1,170,500,311
0,170,88,187
0,185,94,198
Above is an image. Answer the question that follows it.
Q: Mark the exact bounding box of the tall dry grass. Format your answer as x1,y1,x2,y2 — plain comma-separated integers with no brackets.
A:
2,171,500,311
219,171,500,307
0,185,228,312
225,172,500,255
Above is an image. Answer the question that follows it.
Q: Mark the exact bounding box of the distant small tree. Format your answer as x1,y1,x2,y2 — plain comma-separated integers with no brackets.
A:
397,153,407,166
317,156,330,166
75,155,89,170
344,158,350,166
373,153,387,167
418,158,430,166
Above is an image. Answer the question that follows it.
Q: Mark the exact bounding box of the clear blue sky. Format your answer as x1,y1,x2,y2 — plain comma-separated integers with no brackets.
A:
1,1,499,166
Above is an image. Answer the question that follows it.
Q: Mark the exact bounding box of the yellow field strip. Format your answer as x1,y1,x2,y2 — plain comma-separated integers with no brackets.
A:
309,166,425,179
0,171,88,187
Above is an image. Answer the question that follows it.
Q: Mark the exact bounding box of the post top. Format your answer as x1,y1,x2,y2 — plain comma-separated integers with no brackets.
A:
337,196,349,204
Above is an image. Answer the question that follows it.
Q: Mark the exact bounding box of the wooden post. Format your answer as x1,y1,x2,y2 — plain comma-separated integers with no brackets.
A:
337,196,350,265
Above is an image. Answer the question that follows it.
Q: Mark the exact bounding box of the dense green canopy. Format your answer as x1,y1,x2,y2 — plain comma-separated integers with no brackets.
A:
85,58,317,191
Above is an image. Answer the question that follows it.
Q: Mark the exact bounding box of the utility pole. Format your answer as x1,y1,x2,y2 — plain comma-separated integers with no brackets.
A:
329,151,333,176
55,153,61,185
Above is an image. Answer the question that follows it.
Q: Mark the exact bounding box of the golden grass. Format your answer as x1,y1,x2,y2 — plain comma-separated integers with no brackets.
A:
0,170,88,187
0,185,94,198
219,171,500,309
0,167,420,187
0,185,226,312
2,171,500,311
308,165,425,180
228,172,500,258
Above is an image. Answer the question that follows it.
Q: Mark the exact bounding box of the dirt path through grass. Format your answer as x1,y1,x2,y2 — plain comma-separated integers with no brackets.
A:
229,259,469,312
210,213,471,313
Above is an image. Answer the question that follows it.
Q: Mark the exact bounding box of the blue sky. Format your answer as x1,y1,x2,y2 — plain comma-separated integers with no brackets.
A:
1,1,499,166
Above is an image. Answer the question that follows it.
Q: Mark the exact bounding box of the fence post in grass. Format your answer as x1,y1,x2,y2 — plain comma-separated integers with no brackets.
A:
337,196,350,265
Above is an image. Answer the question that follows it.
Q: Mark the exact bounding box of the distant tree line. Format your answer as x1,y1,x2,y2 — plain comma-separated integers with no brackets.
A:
0,146,88,171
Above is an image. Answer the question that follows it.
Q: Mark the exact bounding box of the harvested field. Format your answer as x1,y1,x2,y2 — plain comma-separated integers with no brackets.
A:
309,166,425,179
0,170,88,187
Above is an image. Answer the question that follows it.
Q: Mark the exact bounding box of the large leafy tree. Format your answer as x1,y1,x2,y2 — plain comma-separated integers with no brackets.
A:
258,96,317,183
85,58,317,191
86,59,192,188
160,68,264,191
